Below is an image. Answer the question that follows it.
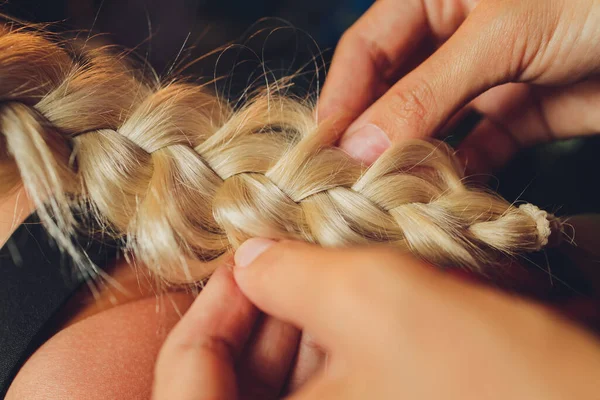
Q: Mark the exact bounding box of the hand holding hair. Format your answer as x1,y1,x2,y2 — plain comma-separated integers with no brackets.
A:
153,262,325,400
0,4,596,397
154,239,600,399
321,0,600,169
153,265,299,400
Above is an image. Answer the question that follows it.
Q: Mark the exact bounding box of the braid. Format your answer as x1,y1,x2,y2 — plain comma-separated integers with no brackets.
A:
0,25,563,283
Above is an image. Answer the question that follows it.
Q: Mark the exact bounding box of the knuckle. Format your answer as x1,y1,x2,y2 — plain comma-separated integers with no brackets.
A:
336,28,360,56
186,335,236,364
473,0,528,72
383,80,437,136
338,27,392,73
155,334,236,380
301,332,325,352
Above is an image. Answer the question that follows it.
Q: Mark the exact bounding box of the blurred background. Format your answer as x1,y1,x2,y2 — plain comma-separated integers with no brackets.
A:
1,0,369,91
2,0,599,215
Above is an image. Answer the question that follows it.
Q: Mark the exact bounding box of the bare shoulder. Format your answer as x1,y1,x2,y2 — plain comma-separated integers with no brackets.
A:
1,185,197,399
6,291,195,400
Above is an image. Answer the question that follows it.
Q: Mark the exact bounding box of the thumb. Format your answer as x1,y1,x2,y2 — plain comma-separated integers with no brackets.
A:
232,239,430,352
233,239,405,351
286,376,347,400
232,239,345,348
339,1,523,164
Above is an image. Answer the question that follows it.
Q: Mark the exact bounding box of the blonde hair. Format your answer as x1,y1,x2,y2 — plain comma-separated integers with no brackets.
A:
0,23,563,283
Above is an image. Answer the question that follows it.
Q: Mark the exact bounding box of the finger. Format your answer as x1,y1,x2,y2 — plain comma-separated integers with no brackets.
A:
233,239,352,344
437,84,527,145
339,1,525,163
233,239,422,351
318,0,474,124
460,80,600,174
456,117,520,177
153,265,259,400
524,79,600,139
286,333,327,394
437,107,483,150
286,375,346,400
238,315,301,399
318,0,426,123
445,84,525,176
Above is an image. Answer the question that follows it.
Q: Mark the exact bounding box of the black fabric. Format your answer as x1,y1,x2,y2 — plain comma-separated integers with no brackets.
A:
0,214,117,396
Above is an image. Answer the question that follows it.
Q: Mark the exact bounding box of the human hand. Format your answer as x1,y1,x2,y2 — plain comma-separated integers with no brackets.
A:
152,264,325,400
230,239,600,399
320,0,600,172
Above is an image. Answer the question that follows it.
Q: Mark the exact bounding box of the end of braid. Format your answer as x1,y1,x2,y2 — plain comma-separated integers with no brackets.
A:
518,203,563,250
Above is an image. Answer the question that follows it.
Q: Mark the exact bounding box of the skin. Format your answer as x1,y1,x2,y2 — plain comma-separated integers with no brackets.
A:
1,186,196,399
7,292,195,400
6,0,600,396
155,239,600,399
319,0,600,171
155,0,600,398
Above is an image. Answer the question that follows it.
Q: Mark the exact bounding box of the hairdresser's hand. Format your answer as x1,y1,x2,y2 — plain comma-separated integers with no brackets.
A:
320,0,600,172
153,264,325,400
230,239,600,399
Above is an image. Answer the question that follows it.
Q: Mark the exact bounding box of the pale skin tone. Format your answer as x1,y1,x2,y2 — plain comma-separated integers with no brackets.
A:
154,0,600,398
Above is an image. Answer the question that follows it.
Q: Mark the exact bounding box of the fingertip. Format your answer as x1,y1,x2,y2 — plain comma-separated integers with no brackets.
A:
339,123,391,164
234,238,277,268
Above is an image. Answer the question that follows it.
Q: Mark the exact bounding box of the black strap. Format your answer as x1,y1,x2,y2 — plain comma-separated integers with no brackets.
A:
0,214,117,395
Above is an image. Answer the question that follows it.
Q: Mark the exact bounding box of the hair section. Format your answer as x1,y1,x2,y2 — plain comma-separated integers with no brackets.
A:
0,23,561,283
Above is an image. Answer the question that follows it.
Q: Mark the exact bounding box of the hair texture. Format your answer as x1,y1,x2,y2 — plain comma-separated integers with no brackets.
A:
0,22,563,284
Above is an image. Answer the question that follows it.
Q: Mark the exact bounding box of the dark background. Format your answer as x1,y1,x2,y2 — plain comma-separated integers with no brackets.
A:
2,0,599,215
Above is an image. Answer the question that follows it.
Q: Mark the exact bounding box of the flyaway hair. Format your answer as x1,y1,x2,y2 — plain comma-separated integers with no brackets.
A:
0,22,563,283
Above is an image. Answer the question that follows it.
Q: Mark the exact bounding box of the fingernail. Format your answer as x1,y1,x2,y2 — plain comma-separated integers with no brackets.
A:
340,123,391,164
234,238,276,268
